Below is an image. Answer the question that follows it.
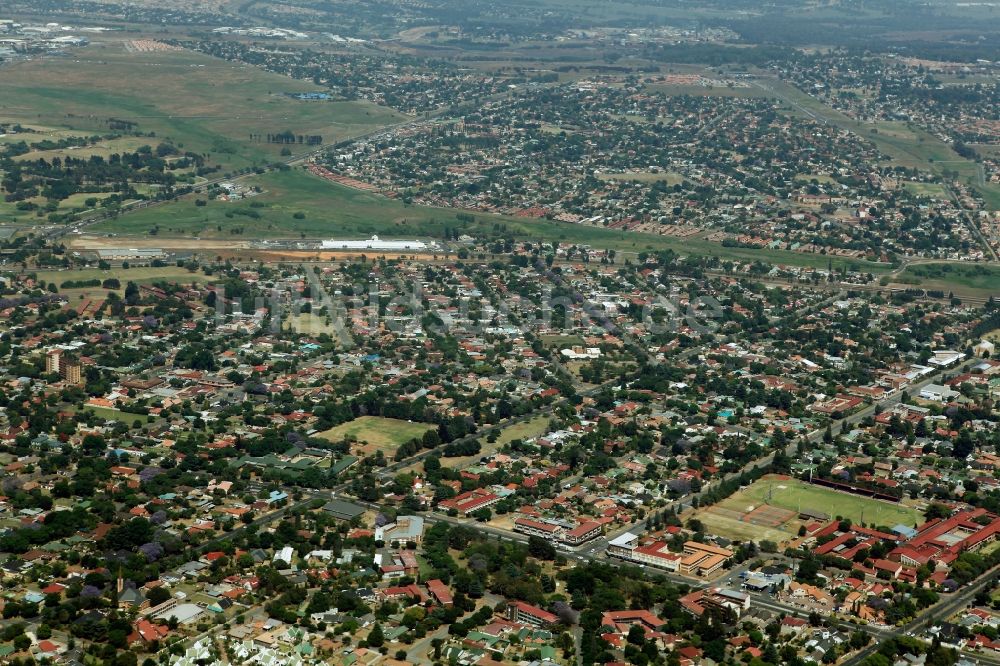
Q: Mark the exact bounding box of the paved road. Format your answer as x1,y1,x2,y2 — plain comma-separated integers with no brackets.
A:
210,291,986,665
226,354,988,666
840,564,1000,666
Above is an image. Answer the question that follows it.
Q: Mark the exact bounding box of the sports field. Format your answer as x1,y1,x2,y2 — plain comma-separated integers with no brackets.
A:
317,416,432,456
693,474,923,544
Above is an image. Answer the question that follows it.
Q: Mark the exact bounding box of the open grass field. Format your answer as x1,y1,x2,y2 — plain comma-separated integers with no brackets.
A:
13,135,157,163
902,182,950,199
0,38,407,172
646,83,766,98
482,414,552,450
317,416,432,456
287,313,339,336
697,507,799,544
598,171,685,185
972,144,1000,159
796,173,839,185
693,475,923,544
899,262,1000,292
537,334,585,348
74,405,131,422
745,476,922,526
0,120,187,225
436,414,554,471
90,167,893,273
35,265,208,288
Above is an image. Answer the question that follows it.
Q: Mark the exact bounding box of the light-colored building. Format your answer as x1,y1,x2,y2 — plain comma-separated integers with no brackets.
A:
61,358,82,385
95,248,166,261
919,383,958,402
679,541,733,577
320,235,427,251
45,349,60,374
375,516,425,547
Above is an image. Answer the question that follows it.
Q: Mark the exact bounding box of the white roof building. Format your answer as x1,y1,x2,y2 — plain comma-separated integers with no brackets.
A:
320,235,428,250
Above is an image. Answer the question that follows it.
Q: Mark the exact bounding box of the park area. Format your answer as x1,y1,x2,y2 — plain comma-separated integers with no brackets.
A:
317,416,432,457
690,474,924,545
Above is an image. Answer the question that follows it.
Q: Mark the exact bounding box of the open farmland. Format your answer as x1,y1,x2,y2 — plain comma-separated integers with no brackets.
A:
0,38,407,172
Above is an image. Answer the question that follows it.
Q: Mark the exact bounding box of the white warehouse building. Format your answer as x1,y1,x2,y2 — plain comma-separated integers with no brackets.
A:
320,235,427,251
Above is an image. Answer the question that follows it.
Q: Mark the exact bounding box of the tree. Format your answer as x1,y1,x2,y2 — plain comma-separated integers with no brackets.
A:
367,622,384,648
432,638,444,660
528,535,557,560
924,503,951,521
798,557,821,582
146,586,171,607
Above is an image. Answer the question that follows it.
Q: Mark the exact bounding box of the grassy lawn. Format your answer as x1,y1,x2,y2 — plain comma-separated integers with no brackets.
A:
36,265,210,287
0,188,134,227
696,507,799,544
14,135,156,163
902,182,950,199
317,416,432,455
598,171,685,185
486,414,552,448
972,144,1000,159
437,414,554,471
691,475,923,544
537,334,585,348
739,475,922,528
74,405,131,422
91,168,893,273
0,39,407,172
796,173,839,185
646,83,766,98
287,313,339,336
900,262,1000,291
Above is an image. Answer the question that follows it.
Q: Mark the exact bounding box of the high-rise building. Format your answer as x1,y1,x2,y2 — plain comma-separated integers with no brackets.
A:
60,358,83,385
45,349,61,375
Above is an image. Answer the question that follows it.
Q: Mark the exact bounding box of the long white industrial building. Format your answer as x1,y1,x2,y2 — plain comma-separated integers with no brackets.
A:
320,235,427,250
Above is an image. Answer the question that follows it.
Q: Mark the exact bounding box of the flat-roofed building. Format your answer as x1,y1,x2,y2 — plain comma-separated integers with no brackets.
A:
375,516,425,547
61,358,82,385
95,248,166,261
45,349,60,374
320,235,427,251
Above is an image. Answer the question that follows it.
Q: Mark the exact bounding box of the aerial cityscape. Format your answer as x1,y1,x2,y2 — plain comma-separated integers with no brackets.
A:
0,0,999,665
